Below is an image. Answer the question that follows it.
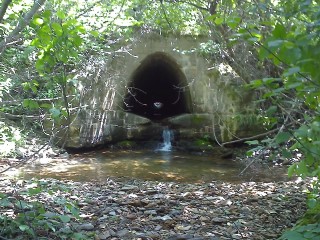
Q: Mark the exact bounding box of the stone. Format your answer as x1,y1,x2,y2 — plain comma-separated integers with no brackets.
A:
117,229,130,237
77,223,95,231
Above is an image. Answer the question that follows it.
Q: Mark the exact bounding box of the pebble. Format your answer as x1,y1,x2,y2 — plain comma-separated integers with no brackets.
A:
77,223,95,231
0,177,307,240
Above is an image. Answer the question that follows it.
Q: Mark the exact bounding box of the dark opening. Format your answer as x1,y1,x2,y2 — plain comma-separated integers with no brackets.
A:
124,52,192,120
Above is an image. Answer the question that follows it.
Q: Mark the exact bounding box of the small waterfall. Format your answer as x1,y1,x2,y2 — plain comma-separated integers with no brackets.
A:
157,127,173,152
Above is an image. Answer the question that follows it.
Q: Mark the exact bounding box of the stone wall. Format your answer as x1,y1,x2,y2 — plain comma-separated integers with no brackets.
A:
51,34,258,149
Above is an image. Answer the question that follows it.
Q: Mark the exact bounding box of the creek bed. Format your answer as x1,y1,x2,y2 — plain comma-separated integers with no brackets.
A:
14,149,289,183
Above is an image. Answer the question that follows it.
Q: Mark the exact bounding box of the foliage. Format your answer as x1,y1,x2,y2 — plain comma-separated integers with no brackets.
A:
0,179,86,239
210,0,320,238
28,7,86,121
279,223,320,240
0,121,23,157
1,0,320,238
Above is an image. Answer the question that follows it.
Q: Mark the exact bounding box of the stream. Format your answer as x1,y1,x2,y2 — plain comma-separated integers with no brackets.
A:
17,149,288,183
6,129,288,183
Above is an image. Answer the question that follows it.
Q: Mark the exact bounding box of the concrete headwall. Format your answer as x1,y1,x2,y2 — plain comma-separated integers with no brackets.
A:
52,34,257,148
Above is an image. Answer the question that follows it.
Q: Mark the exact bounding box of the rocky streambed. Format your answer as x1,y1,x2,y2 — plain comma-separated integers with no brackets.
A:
0,176,307,240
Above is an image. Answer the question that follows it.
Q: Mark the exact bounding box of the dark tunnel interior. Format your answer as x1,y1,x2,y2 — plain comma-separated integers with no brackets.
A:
124,52,192,120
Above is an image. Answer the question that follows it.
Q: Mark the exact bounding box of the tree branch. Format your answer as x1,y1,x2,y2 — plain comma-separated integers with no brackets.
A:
0,0,12,23
221,122,295,147
0,0,46,55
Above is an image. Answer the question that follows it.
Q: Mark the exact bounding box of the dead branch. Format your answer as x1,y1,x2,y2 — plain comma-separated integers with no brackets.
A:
221,121,295,147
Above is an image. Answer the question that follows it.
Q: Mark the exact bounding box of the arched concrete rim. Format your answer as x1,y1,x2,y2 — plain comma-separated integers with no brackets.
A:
123,51,193,121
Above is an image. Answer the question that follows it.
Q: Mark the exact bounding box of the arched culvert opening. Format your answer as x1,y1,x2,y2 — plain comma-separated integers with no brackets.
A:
124,52,192,120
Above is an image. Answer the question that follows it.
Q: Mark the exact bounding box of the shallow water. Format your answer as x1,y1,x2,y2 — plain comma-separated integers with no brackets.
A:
17,149,288,183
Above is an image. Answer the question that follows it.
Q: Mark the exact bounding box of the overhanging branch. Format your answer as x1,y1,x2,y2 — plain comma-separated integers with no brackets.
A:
0,0,46,55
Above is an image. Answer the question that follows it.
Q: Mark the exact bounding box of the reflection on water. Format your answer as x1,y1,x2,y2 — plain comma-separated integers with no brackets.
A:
18,150,288,183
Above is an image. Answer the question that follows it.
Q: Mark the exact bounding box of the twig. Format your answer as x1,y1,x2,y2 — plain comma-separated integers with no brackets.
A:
239,155,260,176
0,144,49,174
0,235,11,240
160,0,173,29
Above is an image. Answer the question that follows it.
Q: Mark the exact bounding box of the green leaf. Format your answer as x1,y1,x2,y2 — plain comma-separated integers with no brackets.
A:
90,31,99,37
42,10,52,20
286,81,302,89
266,106,277,116
40,103,52,109
249,79,263,88
23,99,39,109
268,40,284,48
59,215,71,223
307,198,317,209
19,225,30,231
280,47,302,63
280,230,303,240
214,17,224,25
227,16,241,29
28,187,42,196
51,22,63,36
258,46,270,60
275,132,291,144
0,198,13,207
33,18,44,26
49,108,61,119
43,212,57,218
283,67,300,77
282,149,292,158
57,10,66,20
73,233,86,240
245,140,259,145
72,35,83,47
272,24,286,39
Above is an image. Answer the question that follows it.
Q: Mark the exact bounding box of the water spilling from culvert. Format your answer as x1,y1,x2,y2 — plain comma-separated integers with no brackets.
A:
14,149,289,183
156,127,173,152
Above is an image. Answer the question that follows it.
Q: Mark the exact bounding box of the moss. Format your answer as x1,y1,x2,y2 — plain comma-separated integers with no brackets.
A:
116,140,137,149
193,136,214,150
191,115,205,124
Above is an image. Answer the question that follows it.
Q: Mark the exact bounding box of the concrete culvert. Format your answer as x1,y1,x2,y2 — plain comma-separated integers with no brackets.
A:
124,52,192,120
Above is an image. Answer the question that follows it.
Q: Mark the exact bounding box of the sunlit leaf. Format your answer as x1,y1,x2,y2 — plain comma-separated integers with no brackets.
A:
90,31,100,37
33,18,44,26
51,22,63,36
57,10,66,20
214,17,224,25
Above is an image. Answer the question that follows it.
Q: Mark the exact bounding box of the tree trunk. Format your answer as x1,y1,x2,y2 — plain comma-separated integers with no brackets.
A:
0,0,12,23
0,0,46,55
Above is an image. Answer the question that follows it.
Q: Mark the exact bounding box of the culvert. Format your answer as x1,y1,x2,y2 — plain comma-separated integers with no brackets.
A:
124,52,192,120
